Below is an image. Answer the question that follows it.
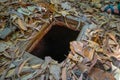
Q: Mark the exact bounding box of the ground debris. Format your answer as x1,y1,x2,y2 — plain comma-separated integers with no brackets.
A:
0,0,120,80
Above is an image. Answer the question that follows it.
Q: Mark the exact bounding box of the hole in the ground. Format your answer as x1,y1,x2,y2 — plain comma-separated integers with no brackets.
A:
31,25,80,62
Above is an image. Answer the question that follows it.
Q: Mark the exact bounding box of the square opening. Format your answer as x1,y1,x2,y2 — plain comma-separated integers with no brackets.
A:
31,25,80,62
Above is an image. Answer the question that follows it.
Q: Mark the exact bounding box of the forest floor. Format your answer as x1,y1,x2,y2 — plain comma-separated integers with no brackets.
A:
0,0,120,80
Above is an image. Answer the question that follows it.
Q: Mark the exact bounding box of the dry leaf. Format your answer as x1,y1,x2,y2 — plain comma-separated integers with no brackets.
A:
87,40,100,50
70,41,83,54
17,18,27,31
18,58,31,75
61,67,67,80
89,68,115,80
50,0,60,4
6,68,15,77
83,48,94,61
0,42,9,52
61,2,71,10
2,51,12,58
107,33,117,44
50,65,61,80
48,4,57,12
91,0,100,3
84,7,94,13
111,63,120,80
68,53,74,59
108,39,116,45
58,10,69,17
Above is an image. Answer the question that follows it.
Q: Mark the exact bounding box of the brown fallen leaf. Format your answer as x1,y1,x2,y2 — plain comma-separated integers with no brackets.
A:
2,51,12,59
87,40,99,49
18,58,31,76
49,64,61,80
88,54,97,72
17,18,27,31
83,47,94,61
107,33,118,44
61,67,67,80
89,68,115,80
70,41,84,55
77,63,89,73
70,41,95,61
84,8,94,13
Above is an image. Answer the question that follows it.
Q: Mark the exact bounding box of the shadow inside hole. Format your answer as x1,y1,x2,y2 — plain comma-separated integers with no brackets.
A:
31,25,80,63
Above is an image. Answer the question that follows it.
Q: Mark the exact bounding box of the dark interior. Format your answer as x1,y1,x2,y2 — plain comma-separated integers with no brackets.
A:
31,25,80,62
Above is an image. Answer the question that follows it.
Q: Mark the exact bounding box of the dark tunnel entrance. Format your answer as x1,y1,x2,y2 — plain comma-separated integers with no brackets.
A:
31,25,80,62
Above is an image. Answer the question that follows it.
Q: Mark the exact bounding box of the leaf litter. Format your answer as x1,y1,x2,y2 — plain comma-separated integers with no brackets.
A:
0,0,120,80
